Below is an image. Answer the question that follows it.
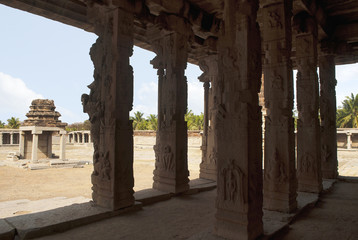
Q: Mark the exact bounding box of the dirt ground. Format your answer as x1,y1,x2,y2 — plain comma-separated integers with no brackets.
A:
0,136,201,202
0,137,357,202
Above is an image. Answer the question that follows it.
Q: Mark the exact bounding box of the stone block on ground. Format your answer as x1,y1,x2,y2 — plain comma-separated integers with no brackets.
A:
0,219,15,240
5,201,142,239
134,189,171,205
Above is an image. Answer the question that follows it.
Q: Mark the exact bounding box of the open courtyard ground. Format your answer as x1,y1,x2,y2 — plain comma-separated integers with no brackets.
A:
0,136,357,216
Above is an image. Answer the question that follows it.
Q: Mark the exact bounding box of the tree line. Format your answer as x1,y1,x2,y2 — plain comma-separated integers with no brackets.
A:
1,94,357,130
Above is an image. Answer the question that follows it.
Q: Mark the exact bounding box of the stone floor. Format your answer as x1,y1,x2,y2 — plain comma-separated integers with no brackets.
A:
1,179,354,240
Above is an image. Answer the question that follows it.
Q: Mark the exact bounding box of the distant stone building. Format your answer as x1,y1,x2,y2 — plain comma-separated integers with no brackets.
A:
19,99,67,163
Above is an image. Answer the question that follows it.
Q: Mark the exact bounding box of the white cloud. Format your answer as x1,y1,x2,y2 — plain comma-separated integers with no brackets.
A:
0,72,43,121
56,105,88,124
132,81,158,117
188,81,204,114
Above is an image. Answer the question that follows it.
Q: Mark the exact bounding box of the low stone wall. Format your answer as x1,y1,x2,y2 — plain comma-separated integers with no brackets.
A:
133,130,202,137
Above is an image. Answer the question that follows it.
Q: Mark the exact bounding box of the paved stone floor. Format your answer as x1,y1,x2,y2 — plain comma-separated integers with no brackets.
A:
30,180,358,240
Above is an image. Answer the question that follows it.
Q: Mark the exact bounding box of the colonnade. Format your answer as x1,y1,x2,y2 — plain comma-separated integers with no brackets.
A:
68,131,92,144
80,1,340,239
0,130,20,145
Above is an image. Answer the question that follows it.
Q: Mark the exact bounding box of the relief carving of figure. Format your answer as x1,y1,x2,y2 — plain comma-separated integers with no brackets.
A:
221,159,245,203
162,145,174,172
268,10,283,29
93,151,111,180
266,148,287,183
298,152,316,176
321,144,331,163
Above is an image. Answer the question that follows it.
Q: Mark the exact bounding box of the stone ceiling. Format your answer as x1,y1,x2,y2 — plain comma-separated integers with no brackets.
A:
1,0,358,65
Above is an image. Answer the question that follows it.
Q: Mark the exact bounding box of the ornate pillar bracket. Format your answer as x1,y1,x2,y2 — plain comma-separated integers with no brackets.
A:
319,40,338,179
294,12,322,193
198,55,218,181
261,0,297,213
214,0,263,239
150,16,191,193
82,4,135,210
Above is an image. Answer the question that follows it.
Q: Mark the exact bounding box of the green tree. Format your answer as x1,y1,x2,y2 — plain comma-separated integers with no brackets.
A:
131,111,146,130
147,114,158,130
6,117,20,129
185,110,204,130
337,93,358,128
0,120,5,128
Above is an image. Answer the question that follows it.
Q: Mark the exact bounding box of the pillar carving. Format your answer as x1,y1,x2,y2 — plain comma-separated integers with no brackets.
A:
199,55,218,181
214,0,263,239
319,46,338,179
82,3,135,210
261,0,297,212
151,22,190,193
294,13,322,193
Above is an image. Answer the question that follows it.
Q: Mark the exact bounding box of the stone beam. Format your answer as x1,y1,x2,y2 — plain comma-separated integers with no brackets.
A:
293,0,331,39
334,23,358,43
0,0,92,31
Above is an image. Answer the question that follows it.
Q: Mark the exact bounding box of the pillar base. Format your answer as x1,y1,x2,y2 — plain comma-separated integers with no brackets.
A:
199,163,217,181
214,209,263,240
298,181,322,193
153,170,189,193
263,193,297,213
322,170,338,179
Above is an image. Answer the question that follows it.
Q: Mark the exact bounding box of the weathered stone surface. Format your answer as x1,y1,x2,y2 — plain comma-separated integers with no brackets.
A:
151,20,191,193
134,189,171,206
199,55,218,181
5,201,142,239
294,13,323,193
0,219,15,240
82,5,135,210
262,0,297,213
214,0,263,239
319,51,338,179
22,99,67,128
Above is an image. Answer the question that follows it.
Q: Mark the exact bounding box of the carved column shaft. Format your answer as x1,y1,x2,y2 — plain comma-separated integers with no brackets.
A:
199,55,218,181
214,0,263,239
83,5,135,210
152,29,189,193
295,15,322,193
319,53,338,179
261,0,297,212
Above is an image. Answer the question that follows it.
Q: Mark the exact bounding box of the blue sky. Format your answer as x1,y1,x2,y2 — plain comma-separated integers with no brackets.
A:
0,4,357,124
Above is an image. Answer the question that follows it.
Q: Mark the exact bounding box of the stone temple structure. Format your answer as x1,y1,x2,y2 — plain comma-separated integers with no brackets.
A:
2,0,358,239
19,99,67,163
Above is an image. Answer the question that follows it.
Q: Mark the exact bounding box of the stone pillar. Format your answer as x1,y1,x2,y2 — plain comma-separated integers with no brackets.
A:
261,0,297,212
59,132,66,160
89,133,92,143
10,133,13,145
319,47,338,178
19,131,25,158
199,55,218,181
295,13,322,193
0,132,3,145
214,0,263,239
31,133,39,163
47,132,52,158
82,132,85,143
347,132,352,149
82,4,135,210
151,20,190,193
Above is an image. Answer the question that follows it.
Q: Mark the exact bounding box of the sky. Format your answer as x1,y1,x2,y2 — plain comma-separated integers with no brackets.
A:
0,4,357,124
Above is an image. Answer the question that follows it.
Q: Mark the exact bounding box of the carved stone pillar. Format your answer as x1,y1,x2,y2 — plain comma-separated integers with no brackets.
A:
319,49,338,179
261,0,297,213
214,0,263,239
294,13,322,193
10,133,13,145
199,55,218,181
47,133,52,158
82,4,135,210
151,24,190,193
